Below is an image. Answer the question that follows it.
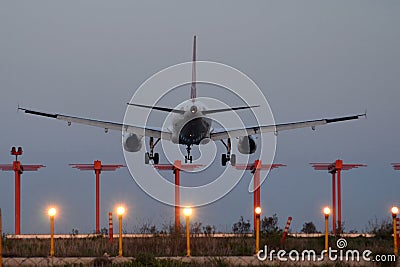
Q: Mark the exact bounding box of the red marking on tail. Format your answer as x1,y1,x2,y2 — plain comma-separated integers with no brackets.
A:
191,35,196,101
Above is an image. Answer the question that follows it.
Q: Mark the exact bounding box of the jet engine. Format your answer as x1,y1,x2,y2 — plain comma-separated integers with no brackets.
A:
200,138,211,145
123,133,143,152
237,136,256,154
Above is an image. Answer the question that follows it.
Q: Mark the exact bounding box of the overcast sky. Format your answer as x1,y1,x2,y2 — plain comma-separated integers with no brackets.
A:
0,1,399,234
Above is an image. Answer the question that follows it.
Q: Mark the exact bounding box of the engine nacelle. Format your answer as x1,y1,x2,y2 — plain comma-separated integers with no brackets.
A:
237,136,257,154
200,138,211,145
123,133,143,152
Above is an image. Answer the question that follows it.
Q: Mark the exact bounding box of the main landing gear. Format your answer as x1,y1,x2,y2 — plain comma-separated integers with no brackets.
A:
145,137,236,166
145,137,160,165
221,138,236,166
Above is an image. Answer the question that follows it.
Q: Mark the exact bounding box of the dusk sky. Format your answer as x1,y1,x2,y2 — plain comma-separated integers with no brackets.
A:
1,1,399,234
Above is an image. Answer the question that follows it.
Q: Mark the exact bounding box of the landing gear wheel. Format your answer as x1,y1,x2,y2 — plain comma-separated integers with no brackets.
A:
222,154,227,166
185,155,193,164
153,153,159,165
221,138,234,166
145,152,150,164
230,154,236,166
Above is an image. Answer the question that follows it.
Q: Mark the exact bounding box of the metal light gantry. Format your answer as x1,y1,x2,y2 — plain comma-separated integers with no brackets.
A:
153,160,202,232
391,163,400,171
310,159,366,234
0,147,45,234
234,160,286,231
70,160,124,234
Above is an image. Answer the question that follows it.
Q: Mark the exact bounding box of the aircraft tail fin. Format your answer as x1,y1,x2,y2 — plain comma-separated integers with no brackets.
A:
191,35,196,101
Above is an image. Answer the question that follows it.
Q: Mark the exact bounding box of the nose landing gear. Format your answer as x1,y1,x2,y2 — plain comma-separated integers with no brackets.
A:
185,145,193,163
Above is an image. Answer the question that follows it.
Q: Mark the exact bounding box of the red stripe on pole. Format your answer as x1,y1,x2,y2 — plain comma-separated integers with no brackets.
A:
280,216,292,246
109,212,113,243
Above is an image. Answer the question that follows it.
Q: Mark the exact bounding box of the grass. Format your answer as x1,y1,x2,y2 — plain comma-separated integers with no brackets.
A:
1,234,394,258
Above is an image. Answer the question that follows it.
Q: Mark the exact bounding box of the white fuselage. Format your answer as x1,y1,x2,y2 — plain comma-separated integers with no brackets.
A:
170,101,212,145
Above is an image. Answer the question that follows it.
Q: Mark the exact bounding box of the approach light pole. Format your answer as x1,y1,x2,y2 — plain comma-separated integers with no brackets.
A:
323,206,330,254
70,161,124,234
48,207,57,257
310,160,366,234
153,160,201,233
117,206,125,257
255,206,262,254
0,147,45,234
392,206,399,256
234,160,286,231
183,207,192,257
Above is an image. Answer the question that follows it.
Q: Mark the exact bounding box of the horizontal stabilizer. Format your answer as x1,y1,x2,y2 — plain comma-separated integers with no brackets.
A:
127,103,185,114
202,105,259,115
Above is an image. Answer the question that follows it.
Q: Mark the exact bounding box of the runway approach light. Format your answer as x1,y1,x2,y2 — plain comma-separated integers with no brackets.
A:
117,206,125,216
323,207,331,216
391,206,399,256
323,206,330,254
183,207,192,217
182,206,193,257
391,206,399,215
48,208,56,217
255,206,262,215
254,206,262,254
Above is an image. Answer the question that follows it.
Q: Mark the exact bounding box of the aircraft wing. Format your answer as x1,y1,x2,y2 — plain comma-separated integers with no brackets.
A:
210,114,365,141
18,108,172,140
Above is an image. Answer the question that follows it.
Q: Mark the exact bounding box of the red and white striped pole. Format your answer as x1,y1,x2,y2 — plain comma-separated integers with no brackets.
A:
280,216,292,246
109,212,113,243
397,218,400,245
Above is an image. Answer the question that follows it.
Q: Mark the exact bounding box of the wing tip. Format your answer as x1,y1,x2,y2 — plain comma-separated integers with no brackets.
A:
17,106,28,113
361,110,367,119
18,107,58,118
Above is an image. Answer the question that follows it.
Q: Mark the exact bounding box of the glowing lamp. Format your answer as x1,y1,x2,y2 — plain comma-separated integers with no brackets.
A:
255,206,262,215
117,206,125,216
323,207,331,215
391,206,399,215
183,207,192,217
48,208,57,217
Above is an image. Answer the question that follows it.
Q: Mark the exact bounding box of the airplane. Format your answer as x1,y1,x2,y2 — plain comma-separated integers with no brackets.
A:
18,36,365,166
